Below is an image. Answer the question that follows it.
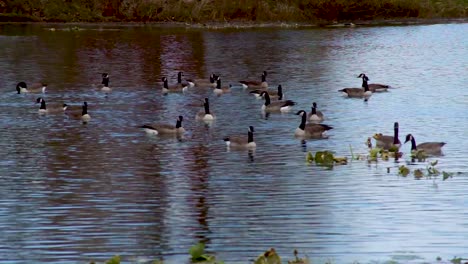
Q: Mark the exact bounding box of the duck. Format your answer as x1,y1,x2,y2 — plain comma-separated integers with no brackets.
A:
338,82,372,101
16,82,47,94
186,73,218,88
358,73,389,92
294,110,333,139
240,71,268,89
373,122,401,150
250,84,284,100
66,102,91,123
260,91,295,112
213,77,231,95
36,97,68,114
404,134,446,156
308,102,324,122
161,77,188,93
224,126,256,149
98,73,111,92
140,116,185,136
196,98,215,121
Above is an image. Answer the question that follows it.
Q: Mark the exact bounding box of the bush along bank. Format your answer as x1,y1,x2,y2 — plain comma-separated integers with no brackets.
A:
0,0,467,23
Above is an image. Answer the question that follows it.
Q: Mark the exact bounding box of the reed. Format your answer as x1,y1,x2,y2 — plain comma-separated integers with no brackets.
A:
1,0,466,23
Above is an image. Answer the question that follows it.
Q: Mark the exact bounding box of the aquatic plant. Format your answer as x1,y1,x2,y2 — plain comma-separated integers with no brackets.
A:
398,165,410,177
288,249,311,264
254,248,281,264
305,151,348,167
189,242,223,263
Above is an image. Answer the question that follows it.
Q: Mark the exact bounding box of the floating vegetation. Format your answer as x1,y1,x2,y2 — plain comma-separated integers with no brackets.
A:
254,248,281,264
310,144,460,181
288,249,311,264
189,242,223,263
306,151,347,167
92,248,468,264
396,160,456,181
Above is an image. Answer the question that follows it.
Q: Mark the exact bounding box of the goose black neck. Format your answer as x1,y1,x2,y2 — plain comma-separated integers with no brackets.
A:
363,82,369,91
176,119,182,128
248,130,254,143
102,77,109,86
393,124,399,144
40,100,46,110
177,73,182,83
261,74,266,82
361,75,369,86
299,113,306,130
82,104,88,115
410,137,417,151
163,79,168,88
311,107,317,115
264,93,271,106
204,102,210,114
216,79,221,89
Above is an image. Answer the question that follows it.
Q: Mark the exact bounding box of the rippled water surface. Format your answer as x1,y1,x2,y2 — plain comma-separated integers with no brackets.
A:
0,22,467,264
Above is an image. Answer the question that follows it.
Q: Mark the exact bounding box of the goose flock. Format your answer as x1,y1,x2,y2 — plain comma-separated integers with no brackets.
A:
16,70,446,156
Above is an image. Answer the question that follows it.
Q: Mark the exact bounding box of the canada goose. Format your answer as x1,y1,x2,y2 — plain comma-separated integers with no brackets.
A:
373,122,401,150
250,84,283,100
98,73,111,92
176,71,194,88
240,71,268,89
224,126,256,149
308,102,324,122
260,91,295,112
66,102,91,123
186,73,218,88
16,82,47,94
140,116,185,136
404,134,446,156
213,77,231,95
36,97,67,114
196,98,215,121
358,73,389,92
338,82,372,100
161,77,188,93
295,110,333,138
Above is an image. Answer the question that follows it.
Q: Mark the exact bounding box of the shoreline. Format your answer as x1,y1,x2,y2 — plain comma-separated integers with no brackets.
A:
1,18,466,29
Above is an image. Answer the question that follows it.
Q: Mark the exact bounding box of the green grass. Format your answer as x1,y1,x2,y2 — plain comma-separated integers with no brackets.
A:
1,0,467,23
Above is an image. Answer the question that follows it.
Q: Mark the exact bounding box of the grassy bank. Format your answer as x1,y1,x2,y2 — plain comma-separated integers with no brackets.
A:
0,0,467,23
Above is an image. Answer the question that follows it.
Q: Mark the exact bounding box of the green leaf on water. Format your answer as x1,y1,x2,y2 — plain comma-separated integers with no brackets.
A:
106,255,121,264
442,171,454,181
189,243,205,260
306,151,314,164
315,151,335,166
369,147,381,160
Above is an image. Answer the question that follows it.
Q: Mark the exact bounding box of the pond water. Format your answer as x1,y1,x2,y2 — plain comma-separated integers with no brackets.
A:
0,22,467,264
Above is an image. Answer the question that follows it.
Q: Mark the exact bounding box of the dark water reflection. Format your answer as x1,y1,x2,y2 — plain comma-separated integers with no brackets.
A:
0,23,467,263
